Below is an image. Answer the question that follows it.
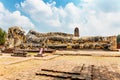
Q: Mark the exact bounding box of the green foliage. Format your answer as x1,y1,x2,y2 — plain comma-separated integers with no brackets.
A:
117,34,120,44
0,28,6,45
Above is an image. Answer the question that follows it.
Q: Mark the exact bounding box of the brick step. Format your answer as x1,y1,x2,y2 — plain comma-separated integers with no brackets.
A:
11,52,30,57
41,69,80,75
36,64,120,80
36,70,85,80
36,64,87,79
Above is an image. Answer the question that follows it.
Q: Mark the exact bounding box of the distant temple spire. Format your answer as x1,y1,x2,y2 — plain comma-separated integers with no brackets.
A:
74,27,79,37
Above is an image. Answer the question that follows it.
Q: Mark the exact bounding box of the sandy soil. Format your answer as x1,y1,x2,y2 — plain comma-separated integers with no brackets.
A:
0,50,120,80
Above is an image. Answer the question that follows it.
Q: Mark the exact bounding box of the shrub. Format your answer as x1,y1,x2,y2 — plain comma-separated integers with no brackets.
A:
0,28,6,45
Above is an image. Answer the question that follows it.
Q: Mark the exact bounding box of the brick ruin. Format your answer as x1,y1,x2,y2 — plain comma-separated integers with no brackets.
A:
26,28,117,50
5,26,26,49
4,26,117,51
74,27,79,37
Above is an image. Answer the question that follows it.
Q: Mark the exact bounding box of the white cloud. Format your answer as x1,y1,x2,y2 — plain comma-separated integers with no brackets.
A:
21,0,52,21
19,0,120,36
0,2,35,32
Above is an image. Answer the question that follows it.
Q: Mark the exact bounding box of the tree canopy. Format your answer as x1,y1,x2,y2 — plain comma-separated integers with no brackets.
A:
117,34,120,44
0,28,6,45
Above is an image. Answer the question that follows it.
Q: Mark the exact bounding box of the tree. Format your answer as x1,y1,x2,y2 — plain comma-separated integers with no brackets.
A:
117,34,120,44
0,28,6,45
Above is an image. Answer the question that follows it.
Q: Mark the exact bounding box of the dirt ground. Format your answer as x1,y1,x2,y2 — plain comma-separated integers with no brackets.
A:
0,50,120,80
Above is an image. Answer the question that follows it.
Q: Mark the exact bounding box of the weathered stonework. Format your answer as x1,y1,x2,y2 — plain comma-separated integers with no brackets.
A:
74,27,79,37
26,30,117,50
4,26,117,51
5,26,26,49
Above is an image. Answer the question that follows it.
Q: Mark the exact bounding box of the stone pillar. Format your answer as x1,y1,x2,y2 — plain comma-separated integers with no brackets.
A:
74,27,79,37
109,36,117,50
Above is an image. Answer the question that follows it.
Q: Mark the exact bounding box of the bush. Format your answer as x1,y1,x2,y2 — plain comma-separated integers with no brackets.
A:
0,28,6,45
117,35,120,44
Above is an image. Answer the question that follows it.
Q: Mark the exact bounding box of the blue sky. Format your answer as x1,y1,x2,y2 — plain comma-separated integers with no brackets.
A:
44,0,81,7
0,0,25,12
0,0,120,36
0,0,80,11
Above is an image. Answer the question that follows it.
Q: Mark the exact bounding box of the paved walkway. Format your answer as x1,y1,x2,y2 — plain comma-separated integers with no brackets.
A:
55,50,120,57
